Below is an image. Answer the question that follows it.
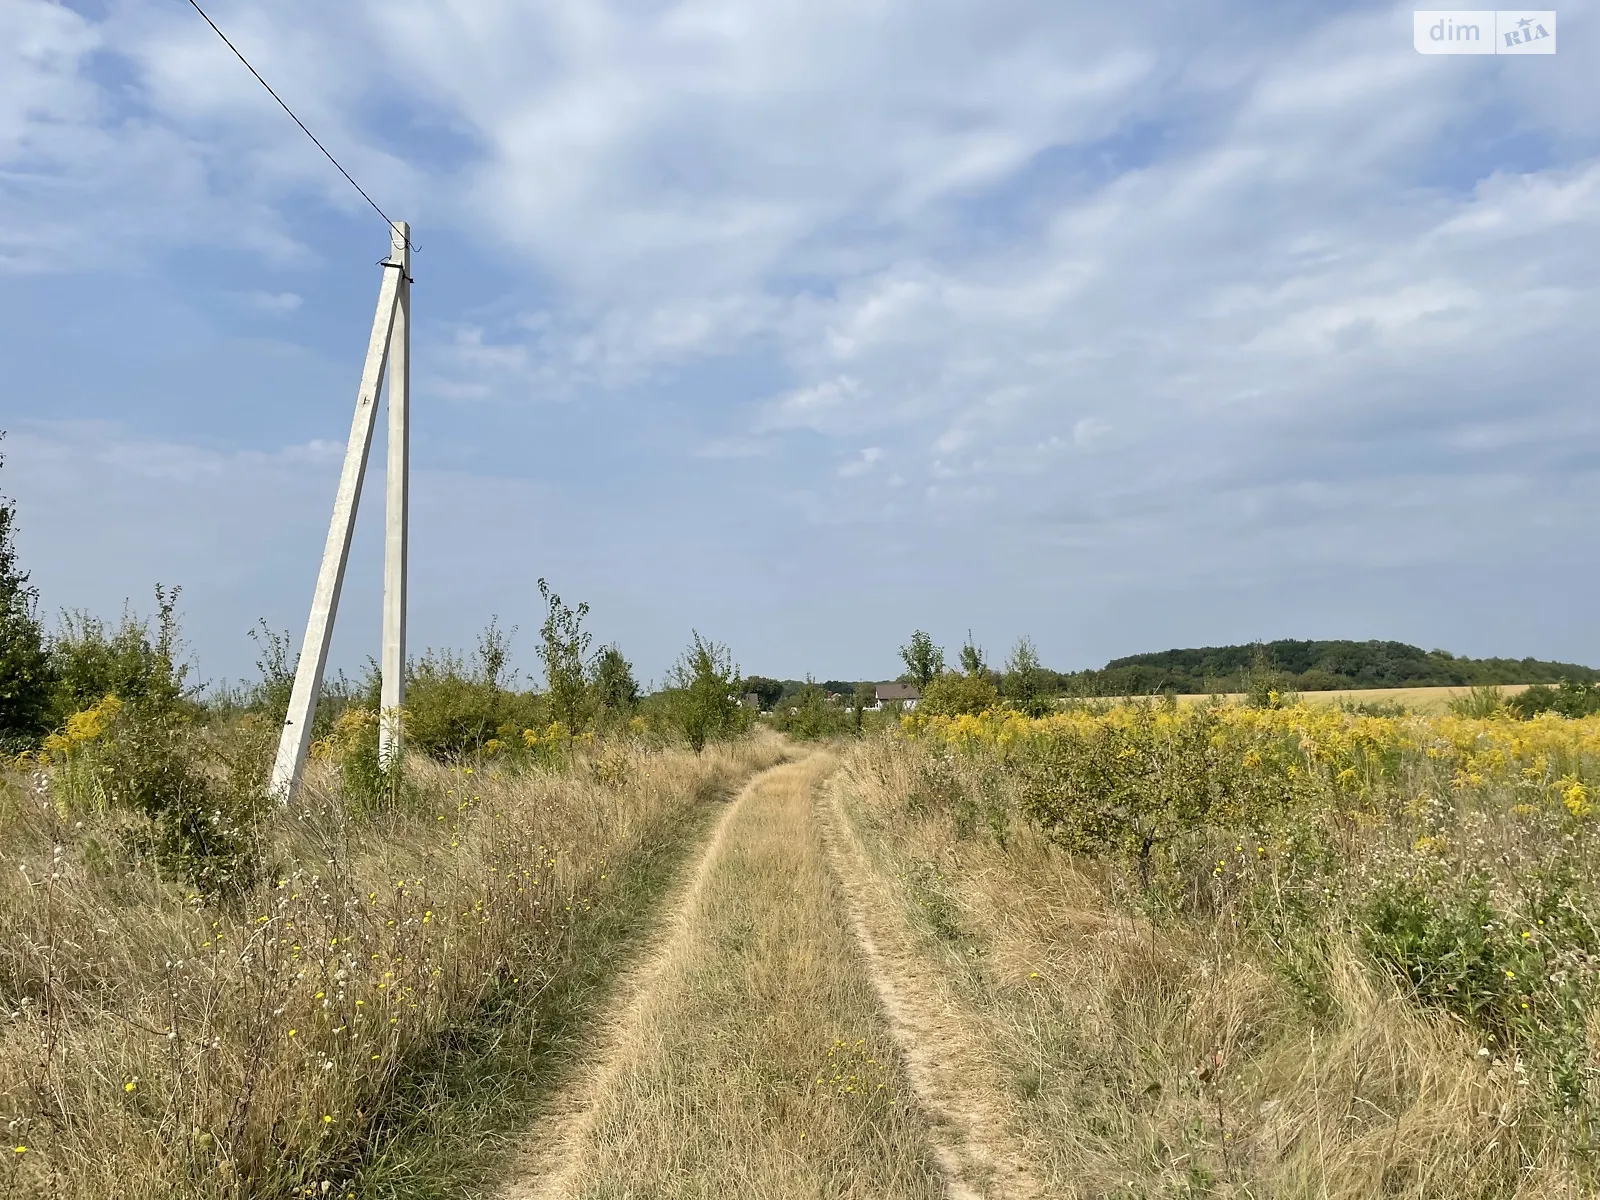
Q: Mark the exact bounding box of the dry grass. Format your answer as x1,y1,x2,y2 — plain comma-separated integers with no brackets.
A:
818,775,1047,1200
0,731,785,1199
838,736,1591,1199
509,752,947,1200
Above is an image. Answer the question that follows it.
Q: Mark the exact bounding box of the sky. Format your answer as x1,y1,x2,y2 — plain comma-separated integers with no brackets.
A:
3,0,1599,689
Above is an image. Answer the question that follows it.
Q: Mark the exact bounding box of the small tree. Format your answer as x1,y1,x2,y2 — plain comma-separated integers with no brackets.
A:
899,630,944,690
246,619,296,723
853,680,877,734
1240,642,1295,710
592,644,640,715
477,617,514,691
743,675,784,711
537,580,592,731
1002,635,1050,717
958,629,987,678
667,631,745,752
0,441,54,746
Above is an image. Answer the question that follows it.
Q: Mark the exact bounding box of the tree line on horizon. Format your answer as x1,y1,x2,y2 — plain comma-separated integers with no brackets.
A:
743,636,1600,713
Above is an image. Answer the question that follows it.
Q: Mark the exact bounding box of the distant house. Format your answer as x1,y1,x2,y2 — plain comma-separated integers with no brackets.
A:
873,682,921,711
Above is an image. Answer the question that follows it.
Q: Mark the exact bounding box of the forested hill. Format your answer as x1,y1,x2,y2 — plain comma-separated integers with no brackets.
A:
1072,639,1600,695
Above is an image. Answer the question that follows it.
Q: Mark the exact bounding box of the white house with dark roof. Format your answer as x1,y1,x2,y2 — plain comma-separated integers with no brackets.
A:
873,682,921,711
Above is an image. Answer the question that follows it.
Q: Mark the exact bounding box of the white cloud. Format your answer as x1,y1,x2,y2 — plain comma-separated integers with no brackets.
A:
1072,418,1109,449
755,376,864,434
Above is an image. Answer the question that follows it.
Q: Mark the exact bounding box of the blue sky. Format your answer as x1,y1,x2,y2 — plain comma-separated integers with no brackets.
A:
4,0,1600,688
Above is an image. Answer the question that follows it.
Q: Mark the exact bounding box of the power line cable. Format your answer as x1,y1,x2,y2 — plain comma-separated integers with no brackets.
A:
183,0,416,253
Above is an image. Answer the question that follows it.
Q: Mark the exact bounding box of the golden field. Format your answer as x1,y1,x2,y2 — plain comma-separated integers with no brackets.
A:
1168,683,1534,715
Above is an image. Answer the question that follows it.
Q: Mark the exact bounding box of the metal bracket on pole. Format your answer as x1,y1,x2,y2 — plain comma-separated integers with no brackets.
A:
270,223,408,802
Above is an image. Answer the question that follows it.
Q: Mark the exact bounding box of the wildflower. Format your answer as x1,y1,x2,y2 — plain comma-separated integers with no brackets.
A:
1561,777,1590,818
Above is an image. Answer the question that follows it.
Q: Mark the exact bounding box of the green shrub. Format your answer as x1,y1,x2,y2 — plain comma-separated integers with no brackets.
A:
1248,887,1336,1017
1360,877,1511,1029
919,672,999,717
403,645,544,761
1516,680,1600,719
1449,683,1512,718
1018,703,1302,889
49,585,191,725
1296,668,1344,691
32,593,260,896
47,700,261,896
314,705,412,810
773,681,851,741
1334,697,1408,718
1358,866,1600,1108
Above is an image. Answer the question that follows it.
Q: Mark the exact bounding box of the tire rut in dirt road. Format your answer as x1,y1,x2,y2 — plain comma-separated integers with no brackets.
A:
818,776,1050,1200
495,758,785,1200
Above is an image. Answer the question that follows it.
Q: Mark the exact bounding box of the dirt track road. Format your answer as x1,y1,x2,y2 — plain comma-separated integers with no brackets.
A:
495,751,1034,1199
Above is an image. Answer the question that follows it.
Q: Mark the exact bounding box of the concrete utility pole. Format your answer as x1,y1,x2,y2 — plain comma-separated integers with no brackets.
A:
270,222,411,802
379,226,410,769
